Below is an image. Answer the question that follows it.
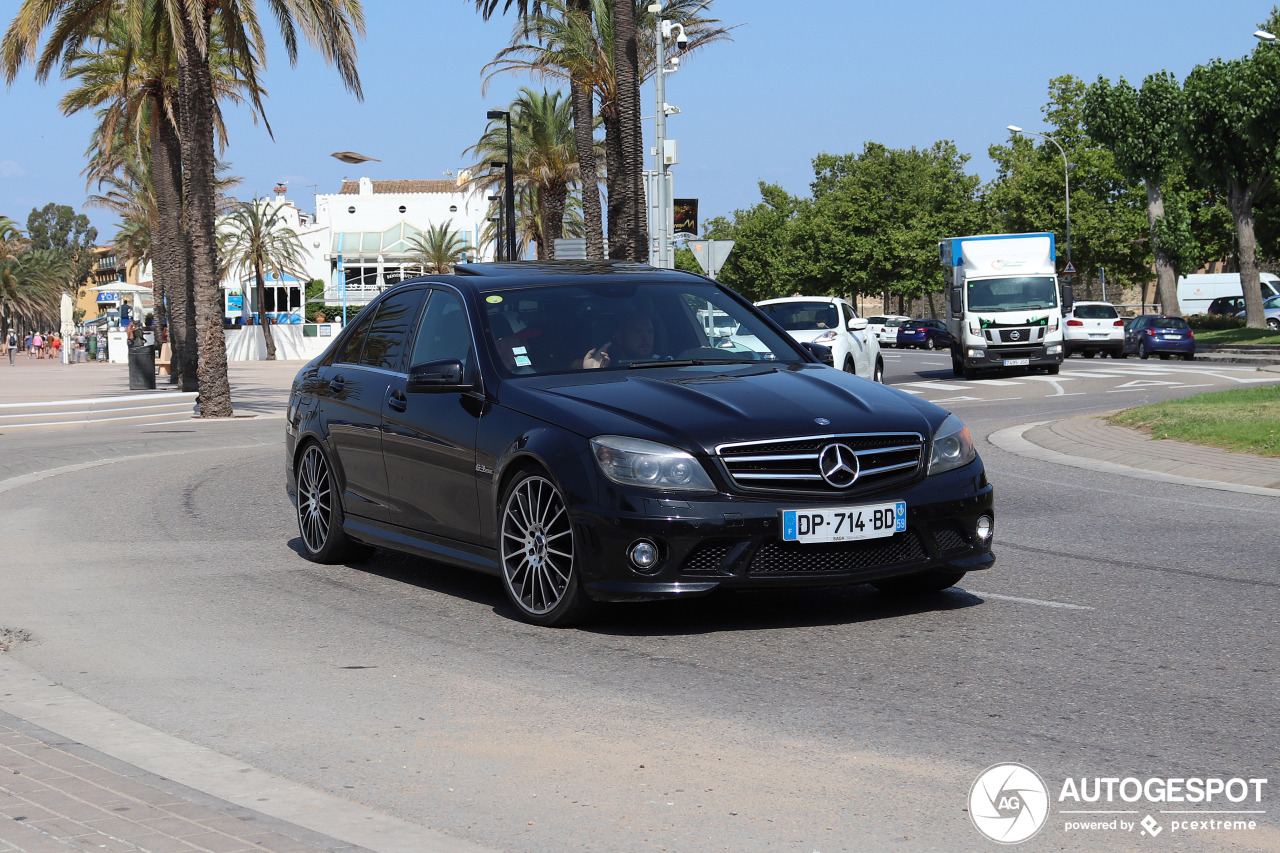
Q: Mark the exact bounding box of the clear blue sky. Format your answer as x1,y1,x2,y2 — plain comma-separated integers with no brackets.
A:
1,0,1275,239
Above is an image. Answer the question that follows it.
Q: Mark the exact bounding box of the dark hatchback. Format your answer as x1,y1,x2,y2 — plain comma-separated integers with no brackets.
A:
896,318,954,350
285,263,994,626
1122,315,1196,360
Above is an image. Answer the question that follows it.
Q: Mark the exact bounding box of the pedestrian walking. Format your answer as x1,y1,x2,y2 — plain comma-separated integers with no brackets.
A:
32,332,43,359
24,332,32,358
5,330,16,365
51,334,61,361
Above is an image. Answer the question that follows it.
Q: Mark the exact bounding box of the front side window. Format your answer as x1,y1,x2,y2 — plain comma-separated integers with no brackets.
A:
410,290,472,370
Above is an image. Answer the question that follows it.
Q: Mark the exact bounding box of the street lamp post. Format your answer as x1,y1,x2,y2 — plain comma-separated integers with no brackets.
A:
488,194,504,262
1007,125,1072,280
648,2,686,269
487,110,517,262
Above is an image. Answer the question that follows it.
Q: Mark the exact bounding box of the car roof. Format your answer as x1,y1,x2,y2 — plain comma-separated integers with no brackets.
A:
395,261,709,294
1071,301,1115,307
756,296,851,306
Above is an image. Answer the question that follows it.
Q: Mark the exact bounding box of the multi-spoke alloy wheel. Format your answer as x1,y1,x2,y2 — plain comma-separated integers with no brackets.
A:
499,473,590,626
294,442,363,563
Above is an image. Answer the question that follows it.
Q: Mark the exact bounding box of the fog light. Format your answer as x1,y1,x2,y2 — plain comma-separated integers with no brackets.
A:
975,515,993,544
967,348,985,358
628,540,659,571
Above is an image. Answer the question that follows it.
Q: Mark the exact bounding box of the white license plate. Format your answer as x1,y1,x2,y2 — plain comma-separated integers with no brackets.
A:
1003,358,1030,366
781,501,907,544
1088,333,1108,338
1163,334,1183,339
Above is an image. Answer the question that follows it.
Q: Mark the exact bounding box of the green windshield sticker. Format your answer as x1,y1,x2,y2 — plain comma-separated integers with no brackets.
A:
486,295,503,304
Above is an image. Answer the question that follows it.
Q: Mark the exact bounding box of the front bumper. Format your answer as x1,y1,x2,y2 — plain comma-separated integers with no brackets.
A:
571,463,995,602
958,343,1063,368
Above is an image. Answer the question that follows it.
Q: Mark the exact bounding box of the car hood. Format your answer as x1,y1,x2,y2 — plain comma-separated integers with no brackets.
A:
500,363,944,454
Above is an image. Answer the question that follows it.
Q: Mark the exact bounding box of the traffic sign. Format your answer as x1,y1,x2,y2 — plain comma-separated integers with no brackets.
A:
691,239,735,279
1063,260,1077,274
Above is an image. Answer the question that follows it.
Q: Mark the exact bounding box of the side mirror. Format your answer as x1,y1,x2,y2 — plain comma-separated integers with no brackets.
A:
1061,284,1074,315
950,287,962,314
847,317,869,332
406,359,472,393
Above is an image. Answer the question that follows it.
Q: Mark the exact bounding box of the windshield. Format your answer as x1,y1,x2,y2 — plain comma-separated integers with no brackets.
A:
967,277,1058,312
756,301,844,332
1151,317,1190,330
481,280,806,376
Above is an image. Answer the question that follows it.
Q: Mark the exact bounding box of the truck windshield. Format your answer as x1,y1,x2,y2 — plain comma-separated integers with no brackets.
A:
967,277,1058,312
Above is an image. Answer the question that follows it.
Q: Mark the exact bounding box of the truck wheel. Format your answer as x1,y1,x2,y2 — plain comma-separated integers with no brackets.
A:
962,366,978,381
1045,364,1059,375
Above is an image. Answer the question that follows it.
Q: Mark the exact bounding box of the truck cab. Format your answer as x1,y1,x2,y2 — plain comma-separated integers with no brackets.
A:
939,233,1069,380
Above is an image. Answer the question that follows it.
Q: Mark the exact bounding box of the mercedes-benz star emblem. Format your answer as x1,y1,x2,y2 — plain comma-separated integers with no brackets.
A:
818,443,860,488
1009,329,1022,340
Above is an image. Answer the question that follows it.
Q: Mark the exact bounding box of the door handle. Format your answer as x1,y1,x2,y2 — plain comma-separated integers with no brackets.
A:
329,375,345,393
388,391,407,412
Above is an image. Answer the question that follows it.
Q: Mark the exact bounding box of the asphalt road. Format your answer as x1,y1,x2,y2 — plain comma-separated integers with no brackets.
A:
2,354,1278,852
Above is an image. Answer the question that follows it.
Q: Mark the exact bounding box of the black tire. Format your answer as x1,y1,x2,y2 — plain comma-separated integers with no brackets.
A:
1045,364,1060,375
1182,353,1195,361
962,366,978,381
1159,353,1170,360
499,470,594,627
924,336,936,350
873,570,966,596
1138,340,1149,360
295,442,366,564
842,356,856,374
873,357,884,383
1268,318,1279,331
1083,350,1096,358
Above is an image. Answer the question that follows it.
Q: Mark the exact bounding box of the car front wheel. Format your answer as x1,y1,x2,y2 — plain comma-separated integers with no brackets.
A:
842,356,856,374
499,471,593,627
873,357,884,383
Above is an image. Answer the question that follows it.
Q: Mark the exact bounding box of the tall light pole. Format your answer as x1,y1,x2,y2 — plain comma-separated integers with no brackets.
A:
1007,125,1071,279
487,110,517,262
648,2,686,269
488,194,504,262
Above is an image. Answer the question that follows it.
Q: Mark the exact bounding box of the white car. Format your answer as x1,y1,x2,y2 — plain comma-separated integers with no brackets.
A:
866,314,911,348
752,296,884,382
1064,301,1126,358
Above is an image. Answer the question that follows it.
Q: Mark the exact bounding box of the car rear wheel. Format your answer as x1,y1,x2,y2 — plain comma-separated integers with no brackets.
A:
842,356,856,374
924,337,936,350
1138,340,1150,360
295,442,366,564
872,569,966,596
499,471,593,627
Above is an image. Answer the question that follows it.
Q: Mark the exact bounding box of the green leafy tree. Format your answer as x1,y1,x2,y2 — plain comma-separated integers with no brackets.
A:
0,217,69,336
987,75,1150,302
218,198,308,360
1083,71,1186,313
25,203,98,303
406,220,472,273
706,183,806,301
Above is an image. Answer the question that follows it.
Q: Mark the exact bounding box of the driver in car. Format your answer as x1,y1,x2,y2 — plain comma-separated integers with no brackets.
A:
581,311,659,368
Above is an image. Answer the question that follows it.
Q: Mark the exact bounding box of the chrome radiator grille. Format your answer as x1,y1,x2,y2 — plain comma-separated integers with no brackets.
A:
716,432,924,495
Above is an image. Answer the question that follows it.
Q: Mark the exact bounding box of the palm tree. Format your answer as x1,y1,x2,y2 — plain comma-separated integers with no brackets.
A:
469,88,589,259
218,198,308,360
406,220,472,274
486,1,733,259
1,219,68,338
4,0,366,416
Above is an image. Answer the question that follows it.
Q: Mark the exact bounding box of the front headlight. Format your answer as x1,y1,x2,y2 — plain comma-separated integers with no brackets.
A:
812,330,838,344
927,413,976,476
590,436,717,492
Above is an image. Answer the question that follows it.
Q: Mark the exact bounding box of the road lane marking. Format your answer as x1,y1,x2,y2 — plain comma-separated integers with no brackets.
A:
905,381,968,391
971,379,1024,386
965,590,1094,610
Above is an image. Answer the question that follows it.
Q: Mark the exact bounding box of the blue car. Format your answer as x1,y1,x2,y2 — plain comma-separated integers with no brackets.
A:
1121,315,1196,360
896,318,954,350
1234,294,1280,330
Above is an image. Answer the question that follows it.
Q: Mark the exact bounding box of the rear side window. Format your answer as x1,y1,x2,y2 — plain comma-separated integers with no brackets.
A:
337,312,374,364
359,288,427,372
1074,304,1118,319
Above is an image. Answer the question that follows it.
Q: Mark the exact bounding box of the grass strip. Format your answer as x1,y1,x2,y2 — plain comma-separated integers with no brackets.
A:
1107,384,1280,457
1193,328,1280,345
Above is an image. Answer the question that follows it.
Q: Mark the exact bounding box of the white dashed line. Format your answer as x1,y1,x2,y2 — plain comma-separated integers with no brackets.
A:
965,591,1095,611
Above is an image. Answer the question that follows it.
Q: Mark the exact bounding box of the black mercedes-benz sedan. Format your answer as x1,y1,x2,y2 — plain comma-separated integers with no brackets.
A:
285,262,994,626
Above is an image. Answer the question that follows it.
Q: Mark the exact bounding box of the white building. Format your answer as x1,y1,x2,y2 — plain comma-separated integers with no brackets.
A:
220,176,493,323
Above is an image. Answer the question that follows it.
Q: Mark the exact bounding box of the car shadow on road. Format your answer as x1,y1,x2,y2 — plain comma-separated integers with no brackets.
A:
287,538,988,633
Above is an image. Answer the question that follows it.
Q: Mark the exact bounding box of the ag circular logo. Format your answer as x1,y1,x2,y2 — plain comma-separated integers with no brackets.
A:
969,763,1049,844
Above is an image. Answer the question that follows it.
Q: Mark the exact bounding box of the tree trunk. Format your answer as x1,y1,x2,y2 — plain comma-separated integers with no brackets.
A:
151,114,197,391
1145,181,1180,316
255,260,276,360
178,11,233,415
542,180,568,261
602,107,627,260
1228,180,1267,329
568,0,605,260
613,0,647,262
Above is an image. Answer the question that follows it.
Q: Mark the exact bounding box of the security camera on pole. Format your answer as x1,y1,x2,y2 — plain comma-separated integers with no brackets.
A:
649,2,686,269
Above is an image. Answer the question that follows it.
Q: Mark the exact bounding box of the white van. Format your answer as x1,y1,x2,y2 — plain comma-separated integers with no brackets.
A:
1176,273,1280,315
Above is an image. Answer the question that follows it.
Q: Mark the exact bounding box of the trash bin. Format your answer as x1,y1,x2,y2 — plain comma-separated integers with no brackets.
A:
128,344,156,390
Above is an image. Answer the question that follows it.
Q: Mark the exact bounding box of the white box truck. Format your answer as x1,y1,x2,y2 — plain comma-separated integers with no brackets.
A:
939,233,1068,380
1175,272,1280,316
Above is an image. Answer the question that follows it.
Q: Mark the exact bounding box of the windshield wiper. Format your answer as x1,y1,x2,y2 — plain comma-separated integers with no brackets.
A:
627,358,761,369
